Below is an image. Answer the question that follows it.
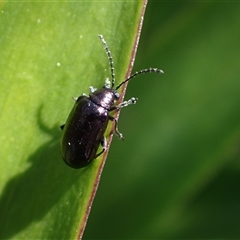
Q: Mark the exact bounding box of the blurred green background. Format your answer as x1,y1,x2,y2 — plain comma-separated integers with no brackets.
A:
84,2,240,239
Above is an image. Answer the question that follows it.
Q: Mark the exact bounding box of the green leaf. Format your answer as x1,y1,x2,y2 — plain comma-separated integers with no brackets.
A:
0,1,146,239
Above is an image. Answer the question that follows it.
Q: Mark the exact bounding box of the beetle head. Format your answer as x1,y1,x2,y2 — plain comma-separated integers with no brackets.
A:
90,87,119,110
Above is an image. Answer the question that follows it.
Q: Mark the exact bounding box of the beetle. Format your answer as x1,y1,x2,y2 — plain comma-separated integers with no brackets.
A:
60,35,164,168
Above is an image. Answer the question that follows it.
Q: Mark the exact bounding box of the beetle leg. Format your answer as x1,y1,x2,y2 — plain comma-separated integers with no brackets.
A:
72,94,87,101
108,98,137,139
110,97,138,111
89,86,97,93
95,137,107,158
109,116,125,140
105,78,111,89
73,93,89,102
80,93,88,97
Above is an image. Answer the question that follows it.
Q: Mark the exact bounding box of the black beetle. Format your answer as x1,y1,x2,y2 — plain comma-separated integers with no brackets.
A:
60,35,164,168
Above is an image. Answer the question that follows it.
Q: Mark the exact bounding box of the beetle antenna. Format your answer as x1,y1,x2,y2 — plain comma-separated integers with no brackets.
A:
115,68,164,90
98,35,115,88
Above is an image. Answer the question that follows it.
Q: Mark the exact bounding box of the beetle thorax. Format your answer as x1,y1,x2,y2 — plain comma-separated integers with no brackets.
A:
90,88,119,109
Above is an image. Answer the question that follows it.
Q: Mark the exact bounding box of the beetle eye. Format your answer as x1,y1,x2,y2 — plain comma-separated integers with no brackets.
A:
115,92,120,99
